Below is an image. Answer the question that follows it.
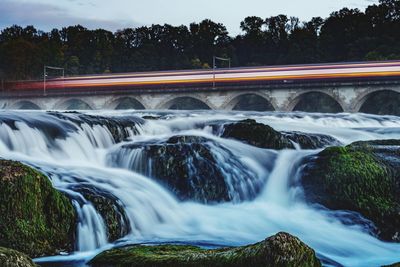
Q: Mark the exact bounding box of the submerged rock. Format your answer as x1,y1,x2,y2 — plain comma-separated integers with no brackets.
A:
221,119,339,149
89,232,321,267
301,140,400,241
77,187,130,242
0,247,37,267
110,135,264,203
0,160,76,257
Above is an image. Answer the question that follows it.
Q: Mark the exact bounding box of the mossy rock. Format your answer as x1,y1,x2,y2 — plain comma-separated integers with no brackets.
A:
221,119,340,149
0,160,76,257
0,247,37,267
301,140,400,241
89,232,321,267
112,135,262,203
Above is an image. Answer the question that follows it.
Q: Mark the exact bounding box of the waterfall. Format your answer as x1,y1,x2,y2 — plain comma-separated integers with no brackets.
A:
0,110,399,267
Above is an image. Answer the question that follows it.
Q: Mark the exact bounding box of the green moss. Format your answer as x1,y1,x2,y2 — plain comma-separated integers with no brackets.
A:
302,141,400,241
0,247,37,267
0,160,76,257
89,232,321,267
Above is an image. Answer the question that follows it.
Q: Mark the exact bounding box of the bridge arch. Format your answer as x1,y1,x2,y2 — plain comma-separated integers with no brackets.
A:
55,98,93,110
289,91,344,113
107,97,146,110
158,96,212,110
357,89,400,115
10,100,41,110
224,93,276,111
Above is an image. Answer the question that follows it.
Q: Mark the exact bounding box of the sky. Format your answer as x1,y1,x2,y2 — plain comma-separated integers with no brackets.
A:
0,0,378,36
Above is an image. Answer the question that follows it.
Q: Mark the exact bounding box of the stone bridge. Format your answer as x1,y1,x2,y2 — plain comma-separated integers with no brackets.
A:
1,81,400,114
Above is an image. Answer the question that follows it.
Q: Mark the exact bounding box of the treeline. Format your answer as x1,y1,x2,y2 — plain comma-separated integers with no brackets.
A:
0,0,399,81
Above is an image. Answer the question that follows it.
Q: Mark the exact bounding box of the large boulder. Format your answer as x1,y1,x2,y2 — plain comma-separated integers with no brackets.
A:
89,232,321,267
109,135,263,203
301,140,400,241
221,119,294,149
0,247,37,267
221,119,340,149
0,160,76,257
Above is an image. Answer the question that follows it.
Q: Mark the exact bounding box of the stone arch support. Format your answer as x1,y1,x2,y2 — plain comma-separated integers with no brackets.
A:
54,98,94,110
106,96,146,110
157,95,213,110
223,92,276,111
356,88,400,115
10,100,42,110
288,90,344,113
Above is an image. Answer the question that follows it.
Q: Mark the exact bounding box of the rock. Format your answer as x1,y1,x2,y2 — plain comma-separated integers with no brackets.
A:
0,247,37,267
301,140,400,241
77,187,130,242
110,135,263,203
222,119,294,149
0,160,76,257
142,115,161,120
48,112,144,142
383,263,400,267
282,131,342,149
221,119,340,149
89,232,321,267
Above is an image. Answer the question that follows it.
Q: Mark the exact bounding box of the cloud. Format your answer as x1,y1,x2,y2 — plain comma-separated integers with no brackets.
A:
0,0,140,31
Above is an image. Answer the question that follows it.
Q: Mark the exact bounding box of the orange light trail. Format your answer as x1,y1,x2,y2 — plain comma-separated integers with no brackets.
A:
8,61,400,92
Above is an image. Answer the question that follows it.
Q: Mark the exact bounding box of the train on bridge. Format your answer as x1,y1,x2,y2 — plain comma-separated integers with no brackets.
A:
5,60,400,95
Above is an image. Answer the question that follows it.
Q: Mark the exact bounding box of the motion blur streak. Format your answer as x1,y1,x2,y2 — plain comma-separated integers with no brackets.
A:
9,61,400,92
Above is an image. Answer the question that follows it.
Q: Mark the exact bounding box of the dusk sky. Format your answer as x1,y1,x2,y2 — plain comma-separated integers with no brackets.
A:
1,0,378,35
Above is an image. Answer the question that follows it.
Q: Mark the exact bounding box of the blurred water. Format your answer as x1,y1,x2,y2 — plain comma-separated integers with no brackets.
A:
0,110,399,267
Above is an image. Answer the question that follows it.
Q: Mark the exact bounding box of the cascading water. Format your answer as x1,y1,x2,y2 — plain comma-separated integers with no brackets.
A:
0,110,400,267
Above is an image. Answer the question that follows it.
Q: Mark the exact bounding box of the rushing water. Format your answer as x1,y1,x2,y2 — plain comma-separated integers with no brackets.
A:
1,110,400,267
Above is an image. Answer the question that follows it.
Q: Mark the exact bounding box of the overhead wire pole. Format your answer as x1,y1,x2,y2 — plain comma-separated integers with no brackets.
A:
212,56,231,89
43,66,64,96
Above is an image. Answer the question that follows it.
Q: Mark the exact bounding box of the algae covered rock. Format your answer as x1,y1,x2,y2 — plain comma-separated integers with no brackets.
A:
0,160,76,257
301,140,400,241
110,135,263,203
89,232,321,267
0,247,37,267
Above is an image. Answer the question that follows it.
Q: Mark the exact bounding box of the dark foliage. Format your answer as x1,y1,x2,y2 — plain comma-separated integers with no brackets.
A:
0,0,399,80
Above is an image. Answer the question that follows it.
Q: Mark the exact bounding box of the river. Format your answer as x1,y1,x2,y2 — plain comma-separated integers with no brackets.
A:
0,110,399,267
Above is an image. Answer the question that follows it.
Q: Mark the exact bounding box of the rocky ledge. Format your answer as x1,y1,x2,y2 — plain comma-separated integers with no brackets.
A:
89,232,321,267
